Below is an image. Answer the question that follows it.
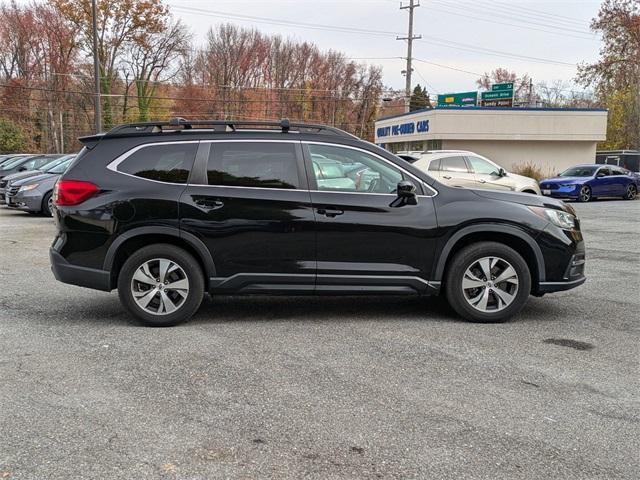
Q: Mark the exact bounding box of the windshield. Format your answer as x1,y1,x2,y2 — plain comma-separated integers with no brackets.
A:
1,156,32,170
39,157,68,172
47,158,74,174
559,166,598,177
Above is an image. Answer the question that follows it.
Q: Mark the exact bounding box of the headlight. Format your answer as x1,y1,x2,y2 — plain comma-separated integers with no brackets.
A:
529,206,576,230
18,183,39,192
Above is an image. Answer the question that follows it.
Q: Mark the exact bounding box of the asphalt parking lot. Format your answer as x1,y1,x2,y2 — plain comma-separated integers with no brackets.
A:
0,199,638,479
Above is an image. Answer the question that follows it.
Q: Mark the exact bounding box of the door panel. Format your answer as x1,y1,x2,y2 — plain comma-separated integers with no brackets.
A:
304,143,438,291
179,141,316,290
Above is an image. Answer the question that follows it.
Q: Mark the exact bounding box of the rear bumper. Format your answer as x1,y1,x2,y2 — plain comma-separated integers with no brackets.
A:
49,248,111,291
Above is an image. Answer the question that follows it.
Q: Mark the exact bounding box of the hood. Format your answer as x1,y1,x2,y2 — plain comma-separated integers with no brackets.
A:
540,176,590,185
508,172,538,185
11,172,58,186
3,170,43,183
471,189,568,210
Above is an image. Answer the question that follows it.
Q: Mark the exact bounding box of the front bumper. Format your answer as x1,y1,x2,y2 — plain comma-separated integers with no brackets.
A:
49,248,111,291
537,276,586,293
540,184,580,199
5,190,42,212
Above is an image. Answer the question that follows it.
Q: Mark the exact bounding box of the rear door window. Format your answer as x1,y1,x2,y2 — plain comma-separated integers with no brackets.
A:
440,156,470,173
207,142,301,189
428,159,441,171
117,143,198,184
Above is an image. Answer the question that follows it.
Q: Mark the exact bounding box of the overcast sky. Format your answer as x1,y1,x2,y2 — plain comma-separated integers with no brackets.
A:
165,0,602,96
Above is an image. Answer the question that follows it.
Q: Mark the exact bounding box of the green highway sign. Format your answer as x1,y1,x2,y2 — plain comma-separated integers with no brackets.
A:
481,90,513,100
492,82,514,91
437,91,478,107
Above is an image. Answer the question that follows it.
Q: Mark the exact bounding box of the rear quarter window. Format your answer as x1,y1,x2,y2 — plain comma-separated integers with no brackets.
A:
117,143,198,184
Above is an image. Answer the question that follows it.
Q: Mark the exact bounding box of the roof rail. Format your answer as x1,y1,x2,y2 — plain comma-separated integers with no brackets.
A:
103,117,357,139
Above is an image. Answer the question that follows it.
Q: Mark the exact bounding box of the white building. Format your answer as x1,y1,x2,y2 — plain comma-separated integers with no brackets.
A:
375,107,608,174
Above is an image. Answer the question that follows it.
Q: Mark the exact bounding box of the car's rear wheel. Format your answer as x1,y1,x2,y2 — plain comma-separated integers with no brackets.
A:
623,184,637,200
577,185,592,202
117,244,204,327
445,242,531,323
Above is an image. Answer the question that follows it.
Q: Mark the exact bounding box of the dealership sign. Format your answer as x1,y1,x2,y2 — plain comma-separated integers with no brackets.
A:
377,119,429,138
437,91,477,108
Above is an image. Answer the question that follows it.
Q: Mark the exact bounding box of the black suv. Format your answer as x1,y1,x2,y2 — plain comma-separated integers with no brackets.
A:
50,118,585,326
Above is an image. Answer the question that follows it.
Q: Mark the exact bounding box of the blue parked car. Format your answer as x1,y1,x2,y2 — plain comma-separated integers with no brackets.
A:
540,164,639,202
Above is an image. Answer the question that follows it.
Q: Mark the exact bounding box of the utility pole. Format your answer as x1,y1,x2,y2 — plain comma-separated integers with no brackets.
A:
397,0,421,113
91,0,102,133
528,77,534,107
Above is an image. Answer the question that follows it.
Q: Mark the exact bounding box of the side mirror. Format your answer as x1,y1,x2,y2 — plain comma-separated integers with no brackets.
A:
498,167,506,177
18,167,27,172
391,180,418,207
597,171,606,177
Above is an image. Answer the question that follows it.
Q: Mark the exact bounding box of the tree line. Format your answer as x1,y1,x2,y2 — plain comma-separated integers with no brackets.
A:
0,0,383,153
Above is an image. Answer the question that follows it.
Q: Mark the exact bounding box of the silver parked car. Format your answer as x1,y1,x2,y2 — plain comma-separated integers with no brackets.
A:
0,154,73,202
5,156,75,216
406,150,541,194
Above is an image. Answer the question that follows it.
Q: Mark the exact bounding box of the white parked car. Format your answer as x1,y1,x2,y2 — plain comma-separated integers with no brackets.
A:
405,150,541,194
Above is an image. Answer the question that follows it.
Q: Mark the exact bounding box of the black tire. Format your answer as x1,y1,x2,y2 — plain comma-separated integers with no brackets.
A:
577,185,592,202
41,191,53,217
117,244,204,327
444,241,531,323
623,184,637,200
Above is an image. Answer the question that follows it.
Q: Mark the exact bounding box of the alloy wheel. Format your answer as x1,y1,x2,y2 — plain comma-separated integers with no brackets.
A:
579,186,591,202
47,195,54,216
130,258,189,315
626,185,636,200
461,256,519,312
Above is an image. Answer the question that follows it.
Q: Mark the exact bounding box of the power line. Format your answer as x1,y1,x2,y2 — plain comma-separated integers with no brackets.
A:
428,2,596,40
170,4,579,66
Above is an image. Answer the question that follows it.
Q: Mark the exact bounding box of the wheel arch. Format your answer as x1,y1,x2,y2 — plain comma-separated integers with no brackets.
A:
433,224,545,291
104,227,215,290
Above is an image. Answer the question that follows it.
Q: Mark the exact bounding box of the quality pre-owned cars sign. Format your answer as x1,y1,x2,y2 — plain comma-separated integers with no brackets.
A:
376,119,429,138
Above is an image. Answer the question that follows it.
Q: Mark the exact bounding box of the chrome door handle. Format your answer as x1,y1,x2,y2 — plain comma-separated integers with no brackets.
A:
442,175,452,179
478,179,487,183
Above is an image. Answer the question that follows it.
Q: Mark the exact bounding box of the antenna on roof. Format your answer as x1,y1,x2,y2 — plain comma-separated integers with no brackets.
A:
280,118,290,133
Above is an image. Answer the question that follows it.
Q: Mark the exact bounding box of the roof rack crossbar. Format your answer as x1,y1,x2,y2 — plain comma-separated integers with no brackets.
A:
104,117,356,139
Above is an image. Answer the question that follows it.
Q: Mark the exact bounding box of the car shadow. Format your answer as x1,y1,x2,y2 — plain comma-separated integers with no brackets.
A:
190,294,459,325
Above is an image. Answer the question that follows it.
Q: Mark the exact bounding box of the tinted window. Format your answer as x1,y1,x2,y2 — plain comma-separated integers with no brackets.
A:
559,166,598,177
118,143,197,184
467,156,499,175
428,159,441,171
598,167,611,176
610,168,626,176
440,156,469,173
308,144,403,193
207,142,300,189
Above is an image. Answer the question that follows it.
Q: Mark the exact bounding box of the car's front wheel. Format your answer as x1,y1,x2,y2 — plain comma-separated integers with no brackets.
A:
577,185,592,202
117,244,204,327
445,242,531,323
623,184,637,200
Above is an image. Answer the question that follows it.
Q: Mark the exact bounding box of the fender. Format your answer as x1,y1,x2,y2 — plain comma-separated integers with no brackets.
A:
433,223,546,283
103,226,216,278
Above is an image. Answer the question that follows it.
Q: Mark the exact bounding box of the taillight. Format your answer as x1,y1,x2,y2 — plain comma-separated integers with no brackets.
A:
53,180,99,206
